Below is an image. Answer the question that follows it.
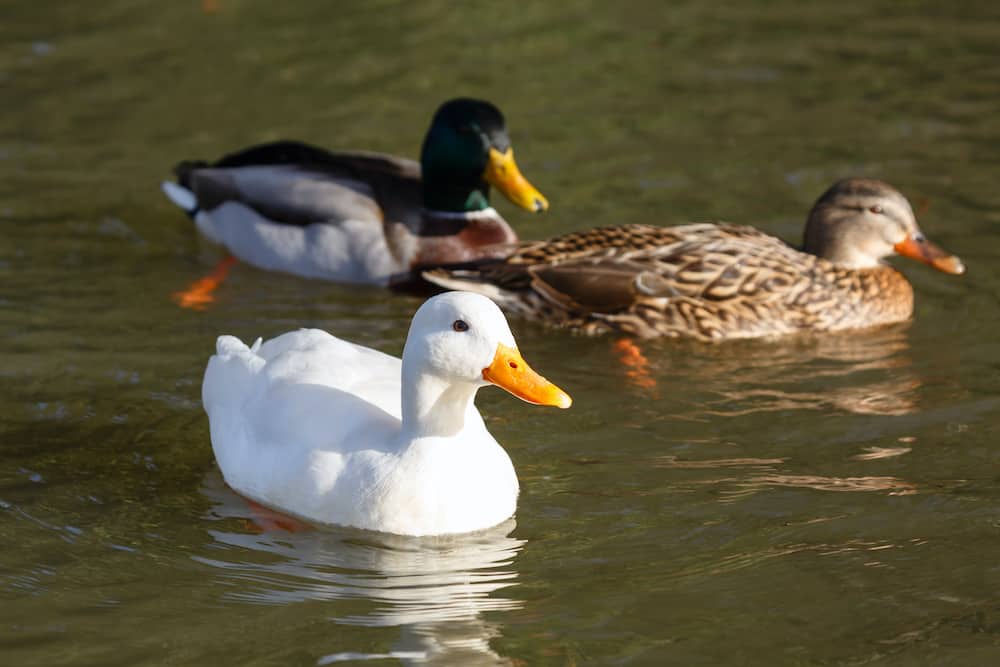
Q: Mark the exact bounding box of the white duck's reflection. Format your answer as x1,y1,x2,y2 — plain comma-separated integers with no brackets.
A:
198,474,523,665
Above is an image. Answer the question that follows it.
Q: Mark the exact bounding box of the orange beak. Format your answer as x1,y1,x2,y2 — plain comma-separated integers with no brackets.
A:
483,147,549,213
893,234,965,275
482,343,571,408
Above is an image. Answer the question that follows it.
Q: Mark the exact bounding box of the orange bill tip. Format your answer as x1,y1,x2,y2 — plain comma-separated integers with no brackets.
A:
482,343,571,409
893,235,965,275
484,147,549,213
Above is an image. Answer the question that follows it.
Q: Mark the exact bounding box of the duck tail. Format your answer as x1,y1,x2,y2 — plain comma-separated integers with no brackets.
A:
202,335,263,415
161,180,199,218
173,160,209,188
161,160,209,219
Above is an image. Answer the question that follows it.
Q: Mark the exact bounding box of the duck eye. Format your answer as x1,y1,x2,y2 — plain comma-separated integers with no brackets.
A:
452,319,469,332
869,204,884,214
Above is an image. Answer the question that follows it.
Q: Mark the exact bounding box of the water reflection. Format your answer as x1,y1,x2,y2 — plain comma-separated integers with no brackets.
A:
655,456,918,502
625,325,920,416
197,475,523,665
724,473,917,499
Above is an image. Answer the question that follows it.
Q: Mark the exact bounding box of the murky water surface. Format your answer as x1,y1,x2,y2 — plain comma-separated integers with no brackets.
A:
3,2,1000,664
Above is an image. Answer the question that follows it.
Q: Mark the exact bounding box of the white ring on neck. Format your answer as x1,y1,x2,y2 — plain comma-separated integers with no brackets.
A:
423,207,500,221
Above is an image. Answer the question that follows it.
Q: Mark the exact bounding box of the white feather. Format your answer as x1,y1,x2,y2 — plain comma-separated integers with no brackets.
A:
160,181,198,213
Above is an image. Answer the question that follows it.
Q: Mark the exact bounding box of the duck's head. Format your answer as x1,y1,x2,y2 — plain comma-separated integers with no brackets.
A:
803,178,964,274
402,291,571,409
420,98,549,214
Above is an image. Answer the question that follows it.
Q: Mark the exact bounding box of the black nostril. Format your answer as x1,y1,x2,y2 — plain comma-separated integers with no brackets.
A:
508,361,518,369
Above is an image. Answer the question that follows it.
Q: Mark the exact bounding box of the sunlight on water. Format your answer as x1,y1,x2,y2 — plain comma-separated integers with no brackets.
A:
2,1,1000,665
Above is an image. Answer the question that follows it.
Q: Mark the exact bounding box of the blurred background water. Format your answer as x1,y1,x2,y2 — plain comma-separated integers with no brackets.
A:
2,1,999,664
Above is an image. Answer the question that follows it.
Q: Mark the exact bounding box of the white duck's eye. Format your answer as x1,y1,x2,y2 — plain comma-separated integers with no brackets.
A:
869,204,884,214
452,319,469,332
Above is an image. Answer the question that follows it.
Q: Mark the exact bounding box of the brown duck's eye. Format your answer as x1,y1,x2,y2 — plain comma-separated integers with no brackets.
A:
869,204,884,214
452,319,469,332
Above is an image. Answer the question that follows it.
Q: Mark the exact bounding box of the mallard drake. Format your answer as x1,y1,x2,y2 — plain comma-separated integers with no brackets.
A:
202,291,571,536
161,98,548,287
425,179,964,341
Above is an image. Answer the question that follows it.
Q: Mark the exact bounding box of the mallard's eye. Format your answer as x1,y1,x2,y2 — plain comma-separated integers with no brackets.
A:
452,319,469,332
869,204,884,214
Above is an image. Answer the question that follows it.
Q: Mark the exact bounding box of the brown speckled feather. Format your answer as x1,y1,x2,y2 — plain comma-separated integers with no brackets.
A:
425,223,914,341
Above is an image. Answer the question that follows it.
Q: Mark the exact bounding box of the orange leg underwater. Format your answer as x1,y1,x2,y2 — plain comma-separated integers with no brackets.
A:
172,255,238,310
613,338,657,391
242,498,312,534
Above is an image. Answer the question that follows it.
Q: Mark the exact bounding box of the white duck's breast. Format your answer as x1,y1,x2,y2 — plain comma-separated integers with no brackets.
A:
361,433,520,536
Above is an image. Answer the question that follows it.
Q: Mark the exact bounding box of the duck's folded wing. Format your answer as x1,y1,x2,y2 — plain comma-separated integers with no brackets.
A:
254,329,403,415
426,222,806,315
175,141,422,226
205,330,403,457
443,258,659,312
530,237,807,309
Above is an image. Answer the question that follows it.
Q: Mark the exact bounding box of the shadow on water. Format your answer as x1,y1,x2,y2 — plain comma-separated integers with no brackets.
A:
198,474,524,665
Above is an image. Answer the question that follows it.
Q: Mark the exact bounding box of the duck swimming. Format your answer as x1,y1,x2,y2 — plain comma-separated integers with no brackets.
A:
162,98,548,287
425,179,965,341
202,291,571,536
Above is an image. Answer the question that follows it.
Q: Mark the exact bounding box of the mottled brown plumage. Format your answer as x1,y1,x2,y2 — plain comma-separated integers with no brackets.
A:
425,179,964,341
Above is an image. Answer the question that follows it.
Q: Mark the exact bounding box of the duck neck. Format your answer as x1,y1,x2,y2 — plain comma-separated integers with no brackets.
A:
803,208,885,269
400,364,480,440
422,172,492,213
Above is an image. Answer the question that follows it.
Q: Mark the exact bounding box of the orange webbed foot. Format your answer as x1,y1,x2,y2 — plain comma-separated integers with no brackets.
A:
172,255,238,310
242,498,312,534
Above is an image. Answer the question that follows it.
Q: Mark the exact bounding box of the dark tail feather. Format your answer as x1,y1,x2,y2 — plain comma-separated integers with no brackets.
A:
172,160,209,189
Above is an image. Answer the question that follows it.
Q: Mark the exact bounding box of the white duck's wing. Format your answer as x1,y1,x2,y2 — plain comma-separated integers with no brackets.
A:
204,330,401,460
252,328,403,424
202,329,407,523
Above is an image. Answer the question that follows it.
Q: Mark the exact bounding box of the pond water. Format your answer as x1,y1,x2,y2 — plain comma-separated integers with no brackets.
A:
2,1,1000,665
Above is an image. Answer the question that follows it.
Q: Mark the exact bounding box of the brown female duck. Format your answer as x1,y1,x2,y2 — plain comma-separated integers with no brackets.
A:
425,179,965,341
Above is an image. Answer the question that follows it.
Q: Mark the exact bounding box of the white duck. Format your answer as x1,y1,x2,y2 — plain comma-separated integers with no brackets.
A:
202,291,571,536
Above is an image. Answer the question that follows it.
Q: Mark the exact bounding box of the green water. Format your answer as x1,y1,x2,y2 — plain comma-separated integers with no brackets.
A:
3,1,1000,665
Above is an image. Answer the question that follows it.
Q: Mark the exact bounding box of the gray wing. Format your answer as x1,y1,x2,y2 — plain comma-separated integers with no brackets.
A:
175,141,422,226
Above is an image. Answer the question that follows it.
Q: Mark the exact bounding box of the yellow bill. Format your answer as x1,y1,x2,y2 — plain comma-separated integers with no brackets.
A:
894,234,965,275
483,147,549,213
482,343,571,409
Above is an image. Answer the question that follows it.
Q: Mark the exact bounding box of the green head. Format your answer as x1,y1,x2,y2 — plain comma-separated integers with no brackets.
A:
419,98,549,214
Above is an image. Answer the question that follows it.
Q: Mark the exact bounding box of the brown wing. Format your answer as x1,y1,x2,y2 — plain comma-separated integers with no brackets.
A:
504,223,801,303
506,223,776,264
426,223,852,339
